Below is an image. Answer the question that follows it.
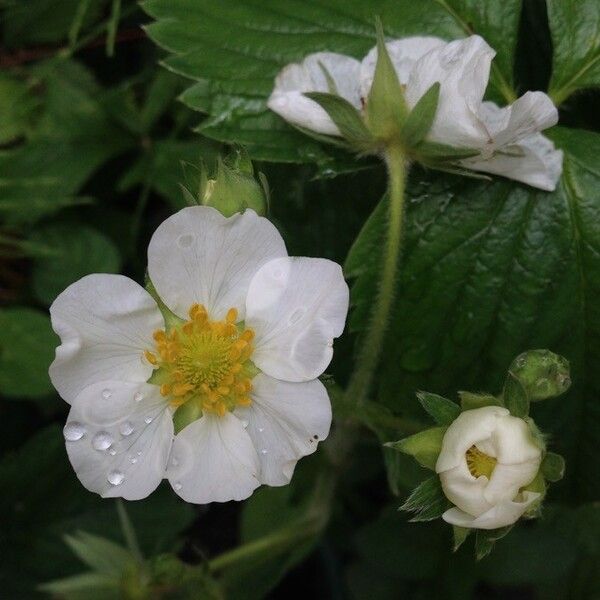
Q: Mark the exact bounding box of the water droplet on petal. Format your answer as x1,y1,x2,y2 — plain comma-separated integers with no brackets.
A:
120,421,134,436
92,431,113,451
173,482,183,491
107,470,125,486
101,389,112,400
178,234,193,248
144,416,153,424
171,457,179,467
261,449,268,455
129,455,138,464
136,450,142,456
134,392,144,403
241,420,248,429
108,448,117,456
63,422,85,441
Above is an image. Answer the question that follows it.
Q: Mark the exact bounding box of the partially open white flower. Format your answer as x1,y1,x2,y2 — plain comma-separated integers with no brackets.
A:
51,206,349,503
268,35,562,191
435,406,543,530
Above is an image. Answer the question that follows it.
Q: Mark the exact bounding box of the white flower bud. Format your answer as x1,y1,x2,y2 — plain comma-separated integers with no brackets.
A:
435,406,543,530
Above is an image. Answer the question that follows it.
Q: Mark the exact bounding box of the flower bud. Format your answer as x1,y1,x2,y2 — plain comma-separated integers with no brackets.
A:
509,349,571,401
185,148,269,217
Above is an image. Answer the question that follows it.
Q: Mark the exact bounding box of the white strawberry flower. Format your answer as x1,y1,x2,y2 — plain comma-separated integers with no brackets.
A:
51,206,349,503
268,35,562,191
435,406,543,530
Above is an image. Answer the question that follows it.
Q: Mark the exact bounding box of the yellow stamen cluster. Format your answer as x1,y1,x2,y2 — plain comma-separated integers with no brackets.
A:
466,445,497,479
145,304,255,416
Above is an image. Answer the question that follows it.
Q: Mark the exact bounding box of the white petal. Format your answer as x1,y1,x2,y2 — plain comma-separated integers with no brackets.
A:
480,92,558,147
484,459,541,505
435,406,509,473
405,35,494,147
491,414,543,465
461,133,563,191
268,52,362,136
359,37,445,98
49,274,164,404
64,381,172,500
246,257,349,382
439,461,493,517
147,206,287,321
442,491,541,530
167,413,260,503
234,374,332,486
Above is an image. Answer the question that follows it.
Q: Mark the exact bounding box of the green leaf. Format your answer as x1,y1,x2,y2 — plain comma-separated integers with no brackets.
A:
29,223,122,305
143,0,520,163
459,391,502,411
0,59,132,228
63,532,133,576
304,92,374,147
400,475,450,521
542,452,566,482
0,73,39,144
417,391,461,425
0,307,56,399
400,82,440,147
386,426,446,470
348,126,600,501
503,371,530,417
547,0,600,104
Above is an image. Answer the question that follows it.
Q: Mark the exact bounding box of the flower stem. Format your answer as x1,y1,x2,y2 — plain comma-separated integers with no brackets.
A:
345,143,407,406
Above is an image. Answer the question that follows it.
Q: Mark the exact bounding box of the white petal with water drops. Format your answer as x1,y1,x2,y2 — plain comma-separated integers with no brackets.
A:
167,413,260,504
65,380,173,500
246,257,349,382
234,374,332,486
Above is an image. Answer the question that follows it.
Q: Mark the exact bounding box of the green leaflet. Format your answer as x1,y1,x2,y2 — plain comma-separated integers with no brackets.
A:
547,0,600,104
347,127,600,501
142,0,522,163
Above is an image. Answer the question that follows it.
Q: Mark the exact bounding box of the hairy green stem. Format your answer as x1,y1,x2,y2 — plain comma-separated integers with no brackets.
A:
345,143,407,406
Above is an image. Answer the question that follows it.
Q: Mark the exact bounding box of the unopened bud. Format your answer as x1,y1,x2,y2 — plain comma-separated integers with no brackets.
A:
509,349,571,401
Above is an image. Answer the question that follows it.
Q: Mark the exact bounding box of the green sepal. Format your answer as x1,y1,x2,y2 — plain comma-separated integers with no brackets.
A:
509,349,571,401
173,400,202,434
365,19,408,140
417,391,461,426
452,526,471,552
145,277,184,331
291,123,353,150
413,141,481,161
503,371,530,417
385,426,446,470
475,525,513,561
522,471,546,518
400,82,440,147
304,92,375,150
541,451,566,482
399,475,450,522
459,391,503,411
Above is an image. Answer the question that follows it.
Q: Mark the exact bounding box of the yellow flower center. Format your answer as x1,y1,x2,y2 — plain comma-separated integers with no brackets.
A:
466,445,497,479
144,304,255,417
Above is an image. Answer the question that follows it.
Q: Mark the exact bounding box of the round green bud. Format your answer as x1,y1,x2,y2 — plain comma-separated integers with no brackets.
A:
201,157,268,217
509,350,571,401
